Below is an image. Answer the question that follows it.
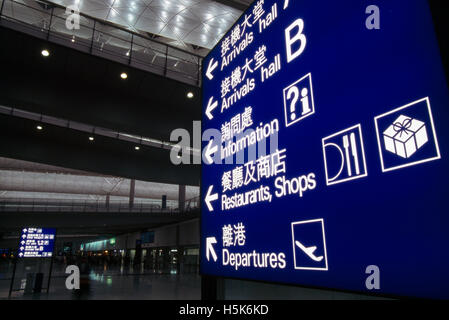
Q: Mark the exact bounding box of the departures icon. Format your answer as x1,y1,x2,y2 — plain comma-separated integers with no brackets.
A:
322,124,368,186
291,218,328,271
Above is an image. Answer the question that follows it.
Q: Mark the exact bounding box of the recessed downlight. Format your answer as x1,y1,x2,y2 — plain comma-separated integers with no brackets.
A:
89,136,94,141
135,146,140,150
36,125,43,130
41,49,50,57
120,72,128,80
187,92,194,99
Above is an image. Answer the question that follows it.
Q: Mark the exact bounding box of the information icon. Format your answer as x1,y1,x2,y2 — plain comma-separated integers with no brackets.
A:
283,73,315,127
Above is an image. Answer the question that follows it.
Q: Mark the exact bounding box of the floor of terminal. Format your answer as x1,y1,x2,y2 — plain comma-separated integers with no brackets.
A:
0,261,201,300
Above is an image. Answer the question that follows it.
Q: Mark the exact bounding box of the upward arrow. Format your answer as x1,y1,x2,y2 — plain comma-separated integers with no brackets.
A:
206,58,218,80
206,237,217,262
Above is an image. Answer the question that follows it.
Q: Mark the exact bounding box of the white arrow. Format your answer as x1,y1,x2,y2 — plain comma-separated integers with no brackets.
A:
206,237,218,262
19,253,23,257
205,96,218,120
204,139,218,164
22,228,27,233
20,247,24,251
21,241,25,245
22,235,27,239
206,58,218,80
205,185,218,212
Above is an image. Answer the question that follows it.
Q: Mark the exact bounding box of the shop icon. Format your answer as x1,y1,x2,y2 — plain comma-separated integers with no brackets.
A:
291,219,328,271
322,124,368,186
374,97,441,172
383,115,428,159
283,73,315,127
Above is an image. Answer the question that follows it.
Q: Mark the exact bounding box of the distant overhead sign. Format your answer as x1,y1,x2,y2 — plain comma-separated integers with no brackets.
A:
18,228,56,258
201,0,449,299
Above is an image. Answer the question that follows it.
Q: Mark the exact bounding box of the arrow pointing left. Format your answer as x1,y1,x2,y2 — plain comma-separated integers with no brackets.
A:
206,58,218,80
205,96,218,120
205,185,218,212
206,237,218,262
204,139,218,164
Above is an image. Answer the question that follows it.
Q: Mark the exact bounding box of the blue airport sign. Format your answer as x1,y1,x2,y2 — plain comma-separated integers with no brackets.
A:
18,228,56,258
201,0,449,299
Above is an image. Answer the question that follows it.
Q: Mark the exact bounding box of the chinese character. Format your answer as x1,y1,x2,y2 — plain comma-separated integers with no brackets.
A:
244,160,257,185
221,121,231,142
257,154,271,180
233,223,246,246
253,0,265,24
232,166,244,189
231,25,241,47
222,170,232,192
271,149,287,176
240,13,253,36
241,57,254,81
241,107,253,130
231,66,242,89
221,76,231,98
222,224,233,247
254,45,267,70
230,114,241,136
221,36,230,57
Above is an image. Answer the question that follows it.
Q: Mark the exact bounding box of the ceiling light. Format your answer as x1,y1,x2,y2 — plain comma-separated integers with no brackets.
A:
126,50,130,56
135,146,140,150
36,125,43,130
41,49,50,57
120,72,128,79
71,36,76,43
187,92,194,99
89,136,94,141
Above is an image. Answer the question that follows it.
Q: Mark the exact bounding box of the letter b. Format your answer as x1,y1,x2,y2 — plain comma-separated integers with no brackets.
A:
65,265,80,290
285,19,307,63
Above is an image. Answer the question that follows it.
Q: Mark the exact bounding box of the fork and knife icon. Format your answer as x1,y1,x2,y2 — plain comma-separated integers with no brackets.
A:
323,125,367,185
342,132,360,176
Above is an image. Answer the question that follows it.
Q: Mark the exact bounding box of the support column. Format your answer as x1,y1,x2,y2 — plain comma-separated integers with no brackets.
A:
129,179,135,209
106,194,110,210
178,185,186,212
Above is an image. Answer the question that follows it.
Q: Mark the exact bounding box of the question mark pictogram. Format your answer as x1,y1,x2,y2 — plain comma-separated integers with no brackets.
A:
287,86,300,121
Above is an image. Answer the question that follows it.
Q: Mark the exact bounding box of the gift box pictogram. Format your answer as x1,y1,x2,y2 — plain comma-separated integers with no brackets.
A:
383,115,429,158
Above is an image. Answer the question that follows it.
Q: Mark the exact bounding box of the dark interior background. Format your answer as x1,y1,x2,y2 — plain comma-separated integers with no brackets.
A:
0,27,200,186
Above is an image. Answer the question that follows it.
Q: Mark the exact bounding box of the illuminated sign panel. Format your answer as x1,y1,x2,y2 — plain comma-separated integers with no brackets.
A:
201,0,449,299
18,228,56,258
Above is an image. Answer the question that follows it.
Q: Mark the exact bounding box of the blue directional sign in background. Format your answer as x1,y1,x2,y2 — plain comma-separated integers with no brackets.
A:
18,228,56,258
201,0,449,299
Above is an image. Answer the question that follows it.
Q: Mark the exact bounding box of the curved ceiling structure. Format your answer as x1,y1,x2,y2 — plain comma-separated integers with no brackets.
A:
48,0,248,50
